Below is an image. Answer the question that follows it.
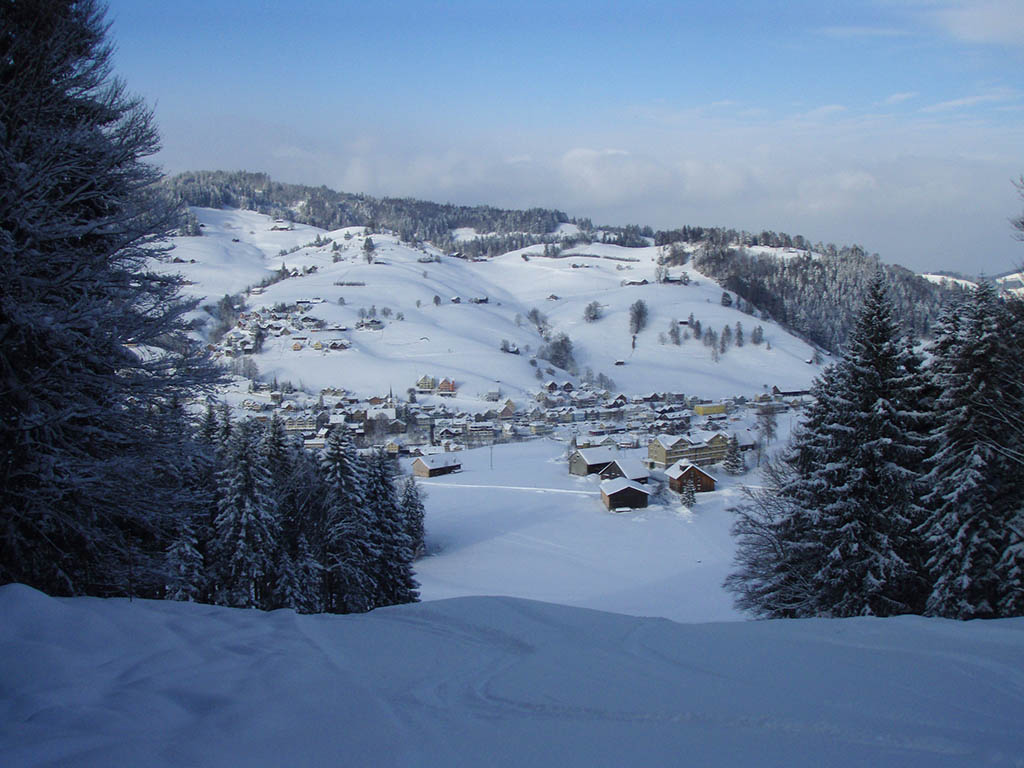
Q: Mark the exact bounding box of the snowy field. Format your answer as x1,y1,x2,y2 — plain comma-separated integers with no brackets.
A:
411,438,742,623
3,584,1022,767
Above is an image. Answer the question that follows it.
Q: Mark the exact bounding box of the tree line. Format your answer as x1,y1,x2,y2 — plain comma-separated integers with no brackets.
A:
726,275,1024,619
167,409,423,613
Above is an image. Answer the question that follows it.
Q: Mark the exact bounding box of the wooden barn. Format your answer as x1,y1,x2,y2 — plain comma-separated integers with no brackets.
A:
666,461,717,493
568,446,618,476
412,455,462,478
600,478,651,511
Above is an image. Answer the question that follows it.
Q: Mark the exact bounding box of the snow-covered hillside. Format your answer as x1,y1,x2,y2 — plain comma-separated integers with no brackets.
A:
921,271,1023,298
920,273,977,291
160,208,821,403
4,584,1022,768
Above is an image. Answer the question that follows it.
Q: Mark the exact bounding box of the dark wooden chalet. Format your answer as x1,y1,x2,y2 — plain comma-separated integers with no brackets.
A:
666,461,717,493
600,478,650,510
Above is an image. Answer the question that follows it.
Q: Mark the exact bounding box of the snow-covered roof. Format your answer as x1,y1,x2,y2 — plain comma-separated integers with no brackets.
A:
606,458,649,482
573,446,618,466
666,461,717,482
414,454,462,470
600,478,651,496
652,434,689,449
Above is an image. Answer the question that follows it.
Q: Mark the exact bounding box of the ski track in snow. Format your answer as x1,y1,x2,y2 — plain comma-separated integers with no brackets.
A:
417,481,599,496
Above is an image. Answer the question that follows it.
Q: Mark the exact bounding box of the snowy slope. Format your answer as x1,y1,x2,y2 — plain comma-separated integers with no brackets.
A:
920,273,977,291
159,208,820,402
3,584,1022,768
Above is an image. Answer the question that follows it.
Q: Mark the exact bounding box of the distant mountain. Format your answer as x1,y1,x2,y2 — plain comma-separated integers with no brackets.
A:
164,171,961,352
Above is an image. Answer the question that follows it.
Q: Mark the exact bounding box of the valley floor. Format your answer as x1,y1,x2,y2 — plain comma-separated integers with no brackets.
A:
410,438,742,623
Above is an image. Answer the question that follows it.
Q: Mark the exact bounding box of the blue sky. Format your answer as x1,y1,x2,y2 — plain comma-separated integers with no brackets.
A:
105,0,1024,274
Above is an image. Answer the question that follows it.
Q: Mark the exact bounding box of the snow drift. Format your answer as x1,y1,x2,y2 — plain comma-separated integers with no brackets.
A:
2,584,1022,767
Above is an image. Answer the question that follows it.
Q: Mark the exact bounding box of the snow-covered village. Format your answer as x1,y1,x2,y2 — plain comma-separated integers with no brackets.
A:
4,2,1024,767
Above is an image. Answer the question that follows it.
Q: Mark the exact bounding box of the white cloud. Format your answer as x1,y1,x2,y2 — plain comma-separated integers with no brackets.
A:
922,86,1019,112
928,0,1024,46
884,91,919,105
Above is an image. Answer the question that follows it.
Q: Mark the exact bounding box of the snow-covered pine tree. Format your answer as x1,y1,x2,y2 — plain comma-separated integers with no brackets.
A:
0,0,219,595
399,476,427,559
679,477,696,509
921,284,1024,618
363,451,419,607
724,435,746,475
318,428,375,612
726,274,930,617
165,517,205,602
212,420,280,609
805,275,930,616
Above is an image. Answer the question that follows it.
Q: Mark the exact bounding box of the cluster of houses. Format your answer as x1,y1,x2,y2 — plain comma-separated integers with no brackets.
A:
212,300,353,359
233,372,806,469
568,441,720,511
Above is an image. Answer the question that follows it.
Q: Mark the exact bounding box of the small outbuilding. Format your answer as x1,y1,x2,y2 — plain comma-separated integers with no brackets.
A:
599,458,650,484
412,455,462,478
600,478,650,511
666,461,717,493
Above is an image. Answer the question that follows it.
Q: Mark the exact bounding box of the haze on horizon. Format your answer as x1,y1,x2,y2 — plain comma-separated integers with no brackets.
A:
106,0,1024,276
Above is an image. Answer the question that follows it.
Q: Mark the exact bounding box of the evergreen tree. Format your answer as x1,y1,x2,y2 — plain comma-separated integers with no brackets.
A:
318,428,375,612
399,477,427,558
213,420,280,609
0,0,219,595
165,517,205,602
679,477,696,508
726,274,930,617
724,435,746,475
921,284,1024,618
363,452,419,607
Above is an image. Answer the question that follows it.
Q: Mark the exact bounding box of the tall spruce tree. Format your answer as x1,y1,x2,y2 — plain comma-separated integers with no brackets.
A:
724,435,745,476
213,420,280,609
726,274,930,617
921,284,1024,618
318,428,375,612
0,0,219,594
363,451,419,607
399,476,427,559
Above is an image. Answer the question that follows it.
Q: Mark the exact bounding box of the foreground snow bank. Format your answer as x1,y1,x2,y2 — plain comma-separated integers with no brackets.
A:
3,585,1022,767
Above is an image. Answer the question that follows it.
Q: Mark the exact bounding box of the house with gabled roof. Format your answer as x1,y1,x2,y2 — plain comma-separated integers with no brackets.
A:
599,458,650,484
600,478,650,510
666,461,717,493
568,446,618,476
412,454,462,478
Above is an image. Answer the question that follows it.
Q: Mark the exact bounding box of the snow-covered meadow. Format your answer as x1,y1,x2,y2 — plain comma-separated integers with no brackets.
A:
411,438,741,623
4,583,1022,767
